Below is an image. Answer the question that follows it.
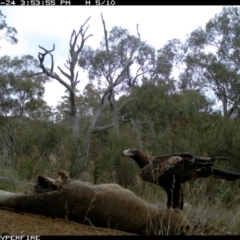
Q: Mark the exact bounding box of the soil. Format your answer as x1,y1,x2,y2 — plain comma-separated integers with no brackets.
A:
0,209,137,236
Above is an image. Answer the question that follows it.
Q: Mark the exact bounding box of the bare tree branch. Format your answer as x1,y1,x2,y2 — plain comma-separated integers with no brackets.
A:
57,66,71,80
85,14,145,158
129,117,143,150
136,24,141,40
92,123,115,134
118,97,137,112
25,72,44,78
101,12,112,84
36,17,93,160
39,44,55,73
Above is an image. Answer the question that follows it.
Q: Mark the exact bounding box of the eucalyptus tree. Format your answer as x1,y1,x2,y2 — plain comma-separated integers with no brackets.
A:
35,14,156,177
54,83,101,127
0,10,18,46
33,17,94,178
180,6,240,120
37,17,92,142
0,55,49,167
78,14,155,157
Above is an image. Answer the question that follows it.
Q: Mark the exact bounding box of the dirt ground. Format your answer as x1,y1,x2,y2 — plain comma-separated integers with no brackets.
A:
0,209,137,236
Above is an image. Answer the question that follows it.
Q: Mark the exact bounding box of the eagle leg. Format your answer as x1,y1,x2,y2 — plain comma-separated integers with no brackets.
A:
161,176,183,210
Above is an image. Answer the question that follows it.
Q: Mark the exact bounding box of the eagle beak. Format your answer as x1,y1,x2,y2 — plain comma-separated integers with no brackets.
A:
122,149,132,157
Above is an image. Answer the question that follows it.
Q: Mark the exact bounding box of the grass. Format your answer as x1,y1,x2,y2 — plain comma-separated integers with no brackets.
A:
1,166,240,235
123,175,240,235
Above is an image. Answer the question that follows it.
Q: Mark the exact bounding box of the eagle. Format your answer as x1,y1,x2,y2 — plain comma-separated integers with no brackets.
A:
122,148,240,210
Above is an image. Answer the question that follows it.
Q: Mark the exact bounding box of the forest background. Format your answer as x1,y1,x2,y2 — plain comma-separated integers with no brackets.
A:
1,6,240,234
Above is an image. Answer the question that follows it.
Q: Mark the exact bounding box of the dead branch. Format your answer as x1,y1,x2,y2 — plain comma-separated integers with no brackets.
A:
101,13,112,83
118,97,137,112
38,44,73,93
136,24,141,40
39,44,55,73
92,123,115,134
37,17,93,97
129,117,143,150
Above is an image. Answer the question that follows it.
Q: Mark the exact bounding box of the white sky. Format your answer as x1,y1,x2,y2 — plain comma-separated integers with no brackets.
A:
0,6,225,107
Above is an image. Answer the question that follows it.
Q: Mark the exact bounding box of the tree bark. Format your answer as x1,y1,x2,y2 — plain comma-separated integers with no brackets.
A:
36,18,92,178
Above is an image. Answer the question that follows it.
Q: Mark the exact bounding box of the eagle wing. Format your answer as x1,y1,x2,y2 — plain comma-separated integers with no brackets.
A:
139,154,230,185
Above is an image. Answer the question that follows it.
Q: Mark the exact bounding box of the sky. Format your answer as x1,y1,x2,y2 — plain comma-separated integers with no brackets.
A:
0,6,225,107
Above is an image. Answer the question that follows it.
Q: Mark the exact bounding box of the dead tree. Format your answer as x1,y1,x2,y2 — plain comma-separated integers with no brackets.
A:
35,15,153,178
84,14,151,158
36,17,92,175
38,17,92,142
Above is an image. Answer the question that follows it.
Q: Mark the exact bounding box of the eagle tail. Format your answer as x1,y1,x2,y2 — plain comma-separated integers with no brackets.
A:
190,156,231,166
210,156,231,161
213,169,240,181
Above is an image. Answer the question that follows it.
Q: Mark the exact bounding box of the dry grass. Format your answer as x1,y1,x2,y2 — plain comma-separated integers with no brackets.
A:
1,169,240,235
184,204,240,235
118,174,240,235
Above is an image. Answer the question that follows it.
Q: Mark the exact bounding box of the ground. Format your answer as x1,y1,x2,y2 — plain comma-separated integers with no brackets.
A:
1,207,238,235
0,209,136,236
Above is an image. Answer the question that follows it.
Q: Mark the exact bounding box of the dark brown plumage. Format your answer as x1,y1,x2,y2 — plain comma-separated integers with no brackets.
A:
122,148,240,210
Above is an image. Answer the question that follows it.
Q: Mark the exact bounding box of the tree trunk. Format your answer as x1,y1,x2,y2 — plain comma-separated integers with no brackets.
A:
69,91,79,141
